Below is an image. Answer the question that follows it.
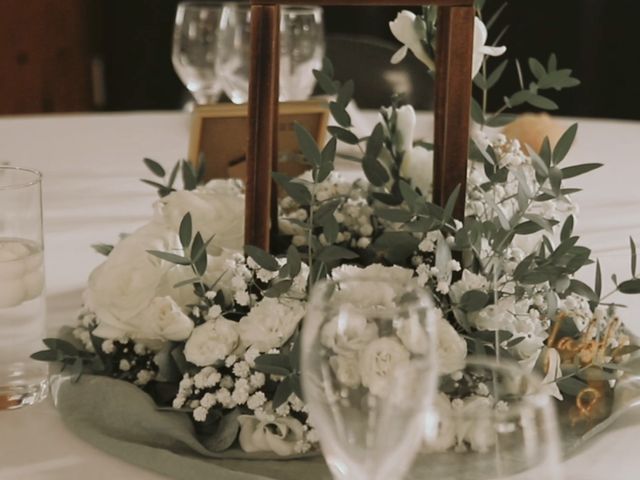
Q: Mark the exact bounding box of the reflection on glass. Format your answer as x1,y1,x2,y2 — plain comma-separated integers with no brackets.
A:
172,1,225,105
218,4,325,103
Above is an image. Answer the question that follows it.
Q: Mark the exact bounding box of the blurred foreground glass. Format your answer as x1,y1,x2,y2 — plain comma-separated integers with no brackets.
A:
0,167,47,410
219,4,325,103
172,1,225,105
414,356,563,480
302,277,440,480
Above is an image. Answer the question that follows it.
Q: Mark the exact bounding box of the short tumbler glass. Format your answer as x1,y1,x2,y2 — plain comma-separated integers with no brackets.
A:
0,167,47,410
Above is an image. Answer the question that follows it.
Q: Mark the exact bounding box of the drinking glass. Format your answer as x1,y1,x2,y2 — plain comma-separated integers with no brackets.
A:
413,356,563,480
172,1,225,105
218,4,325,103
0,167,48,410
301,276,440,480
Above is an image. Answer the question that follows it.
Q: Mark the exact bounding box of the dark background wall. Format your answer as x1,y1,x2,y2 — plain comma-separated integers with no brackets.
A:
1,0,639,119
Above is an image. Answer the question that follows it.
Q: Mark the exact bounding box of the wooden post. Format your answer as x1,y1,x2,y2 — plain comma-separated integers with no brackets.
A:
246,0,474,250
433,5,474,220
245,3,280,250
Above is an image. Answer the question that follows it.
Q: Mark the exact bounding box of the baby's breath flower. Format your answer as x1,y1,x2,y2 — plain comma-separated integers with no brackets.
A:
193,406,208,422
247,391,267,410
233,361,251,378
102,340,115,354
200,392,217,408
249,372,266,389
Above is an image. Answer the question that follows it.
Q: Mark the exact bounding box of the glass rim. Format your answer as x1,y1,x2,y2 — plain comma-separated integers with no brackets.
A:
441,355,553,420
177,0,227,9
0,166,42,190
223,3,322,12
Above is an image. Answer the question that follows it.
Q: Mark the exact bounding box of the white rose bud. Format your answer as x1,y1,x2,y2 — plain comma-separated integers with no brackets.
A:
184,319,240,367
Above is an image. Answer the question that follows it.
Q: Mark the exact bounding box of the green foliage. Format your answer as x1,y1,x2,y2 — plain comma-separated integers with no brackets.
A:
141,159,206,197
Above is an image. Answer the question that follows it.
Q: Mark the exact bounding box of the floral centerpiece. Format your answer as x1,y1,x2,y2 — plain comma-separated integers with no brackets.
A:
35,2,640,457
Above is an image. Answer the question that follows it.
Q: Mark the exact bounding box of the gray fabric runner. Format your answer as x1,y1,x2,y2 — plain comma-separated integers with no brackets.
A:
54,375,331,480
53,373,640,480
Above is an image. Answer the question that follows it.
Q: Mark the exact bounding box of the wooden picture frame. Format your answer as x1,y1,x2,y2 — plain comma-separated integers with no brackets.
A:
246,1,475,251
189,100,329,183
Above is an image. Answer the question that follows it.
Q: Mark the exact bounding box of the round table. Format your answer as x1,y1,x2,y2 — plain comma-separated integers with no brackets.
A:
0,111,639,479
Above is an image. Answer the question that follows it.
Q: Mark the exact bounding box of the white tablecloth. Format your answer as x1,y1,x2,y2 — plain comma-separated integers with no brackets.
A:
0,111,639,479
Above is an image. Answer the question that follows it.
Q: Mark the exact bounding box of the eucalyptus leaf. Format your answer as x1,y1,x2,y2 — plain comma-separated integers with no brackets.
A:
552,123,578,164
460,290,489,312
317,245,359,263
618,279,640,294
293,122,322,166
265,279,294,297
143,158,166,177
179,212,192,249
244,245,279,271
91,243,114,256
286,245,302,278
201,408,241,452
631,237,637,277
273,376,294,408
312,69,338,95
328,126,359,145
561,215,574,241
31,350,62,362
272,172,312,206
561,163,602,179
147,250,191,266
336,79,354,108
329,102,351,128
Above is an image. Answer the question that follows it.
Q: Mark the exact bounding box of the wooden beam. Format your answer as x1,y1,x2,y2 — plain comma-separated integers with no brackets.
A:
433,5,474,220
245,4,280,250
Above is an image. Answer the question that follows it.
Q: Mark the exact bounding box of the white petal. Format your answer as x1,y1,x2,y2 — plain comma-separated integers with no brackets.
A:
390,45,409,64
479,45,507,57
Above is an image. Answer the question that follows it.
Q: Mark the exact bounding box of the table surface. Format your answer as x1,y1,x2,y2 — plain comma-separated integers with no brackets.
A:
0,111,639,479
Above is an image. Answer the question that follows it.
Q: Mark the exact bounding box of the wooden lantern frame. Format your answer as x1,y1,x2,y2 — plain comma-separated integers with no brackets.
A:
245,0,475,250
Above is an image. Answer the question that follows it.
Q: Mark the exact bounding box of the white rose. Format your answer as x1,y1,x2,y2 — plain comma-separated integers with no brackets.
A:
455,396,497,453
184,319,240,367
329,354,361,388
449,270,489,304
238,414,305,456
436,316,467,375
471,297,547,361
396,309,466,375
138,296,194,342
155,179,244,253
423,393,457,452
331,264,415,309
87,221,191,339
359,337,410,396
320,308,379,355
472,17,507,78
389,10,435,70
0,240,44,308
238,298,304,352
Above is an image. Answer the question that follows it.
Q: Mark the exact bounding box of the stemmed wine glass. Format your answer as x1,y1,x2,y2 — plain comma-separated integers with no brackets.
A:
172,1,225,105
413,355,564,480
218,4,325,103
301,275,440,480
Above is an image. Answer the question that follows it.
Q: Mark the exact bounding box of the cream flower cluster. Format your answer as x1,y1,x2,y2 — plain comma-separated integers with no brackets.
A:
322,264,467,397
279,174,375,250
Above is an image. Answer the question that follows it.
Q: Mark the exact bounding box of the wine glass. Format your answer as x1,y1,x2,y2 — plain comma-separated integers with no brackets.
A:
301,275,440,480
172,1,225,105
413,355,564,480
218,4,325,103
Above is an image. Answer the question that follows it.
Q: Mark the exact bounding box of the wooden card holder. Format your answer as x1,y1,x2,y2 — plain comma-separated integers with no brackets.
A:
189,101,329,183
246,0,475,250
